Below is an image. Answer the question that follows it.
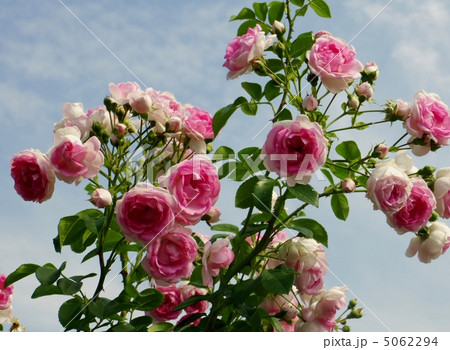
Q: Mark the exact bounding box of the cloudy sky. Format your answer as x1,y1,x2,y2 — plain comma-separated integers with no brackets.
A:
1,0,449,331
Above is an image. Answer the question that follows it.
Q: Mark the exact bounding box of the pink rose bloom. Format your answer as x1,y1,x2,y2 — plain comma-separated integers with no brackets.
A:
302,95,318,112
387,177,436,234
142,224,198,285
180,284,209,314
405,90,450,146
434,167,450,218
306,35,363,93
10,149,56,203
128,91,152,114
159,155,221,226
88,106,117,136
183,106,214,154
278,237,328,295
260,290,298,320
279,319,297,332
90,188,112,208
262,115,328,186
54,102,91,141
146,89,187,126
49,127,104,185
146,285,182,323
202,236,234,288
115,183,177,245
406,222,450,263
0,275,13,310
297,286,347,332
223,24,275,79
366,160,412,214
108,81,142,105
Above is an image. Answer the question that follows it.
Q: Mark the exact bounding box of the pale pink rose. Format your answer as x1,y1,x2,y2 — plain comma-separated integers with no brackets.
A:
302,95,318,112
278,237,328,295
0,275,13,310
405,90,450,146
279,318,298,332
194,232,211,245
348,95,360,109
261,115,328,186
306,35,363,93
88,106,117,135
364,61,379,80
341,178,356,193
260,290,298,320
392,99,412,119
356,82,373,100
90,188,112,208
387,177,435,234
298,286,347,332
406,222,450,263
49,127,104,185
271,20,286,35
146,89,187,126
128,91,152,114
434,167,450,218
108,81,142,105
10,149,56,203
54,102,91,141
366,160,412,214
393,150,417,175
0,306,13,324
142,224,198,285
146,285,182,323
205,206,221,224
202,236,234,288
409,138,431,157
223,24,275,79
180,284,209,314
374,143,389,159
159,155,221,226
115,183,177,244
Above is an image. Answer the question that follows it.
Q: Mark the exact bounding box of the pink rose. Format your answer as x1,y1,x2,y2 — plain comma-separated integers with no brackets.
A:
205,206,221,224
142,224,198,285
356,82,373,100
128,91,152,114
90,188,112,208
88,106,117,136
0,275,13,310
260,290,298,320
406,222,450,263
278,237,328,295
297,286,347,332
202,236,234,288
341,178,356,193
434,167,450,218
261,115,328,186
302,95,318,112
306,35,363,93
49,127,104,185
405,90,450,146
108,81,142,105
159,155,221,226
146,285,182,323
366,160,412,214
387,177,436,234
10,149,56,203
184,106,214,140
180,284,209,314
146,89,187,126
115,183,177,244
54,102,91,141
223,24,275,79
374,143,389,159
391,99,411,120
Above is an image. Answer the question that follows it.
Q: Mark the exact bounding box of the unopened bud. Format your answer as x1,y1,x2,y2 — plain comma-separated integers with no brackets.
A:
347,308,363,319
374,143,389,159
204,206,221,224
429,212,439,222
348,299,357,309
168,116,183,132
364,61,379,81
356,82,373,100
394,99,411,119
342,179,356,193
272,20,286,35
116,123,127,136
342,325,351,332
91,188,112,208
348,95,360,109
302,94,318,112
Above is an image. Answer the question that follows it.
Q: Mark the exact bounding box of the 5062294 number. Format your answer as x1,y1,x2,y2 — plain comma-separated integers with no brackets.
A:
384,337,438,347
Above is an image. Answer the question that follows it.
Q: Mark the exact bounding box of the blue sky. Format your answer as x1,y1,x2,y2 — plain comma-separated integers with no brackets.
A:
1,0,450,331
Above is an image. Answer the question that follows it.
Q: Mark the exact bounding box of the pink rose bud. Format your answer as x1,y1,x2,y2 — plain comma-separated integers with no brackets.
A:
302,94,318,112
393,99,412,119
342,179,356,193
116,123,127,136
91,188,112,208
356,82,373,100
348,95,360,109
202,236,234,288
314,30,331,38
374,143,389,159
272,20,286,35
364,61,379,80
128,92,152,114
168,116,183,133
406,222,450,263
206,206,221,224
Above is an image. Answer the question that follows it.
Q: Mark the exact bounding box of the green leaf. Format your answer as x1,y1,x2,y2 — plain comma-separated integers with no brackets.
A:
291,218,328,247
130,316,153,330
31,285,63,299
134,288,164,311
218,161,237,180
57,278,83,295
232,279,257,305
321,168,335,185
266,58,283,73
264,80,281,101
296,5,308,16
70,273,97,283
212,145,235,162
268,1,285,24
35,262,65,286
291,0,306,6
58,297,84,329
230,7,255,21
241,82,263,101
276,108,292,121
331,193,349,221
212,97,246,136
290,31,314,57
336,141,361,162
288,184,319,207
241,100,258,116
147,322,174,332
253,178,276,212
309,0,331,18
173,295,209,311
210,223,240,234
189,265,206,288
253,2,268,21
258,265,295,295
5,263,40,287
108,323,135,332
235,176,260,209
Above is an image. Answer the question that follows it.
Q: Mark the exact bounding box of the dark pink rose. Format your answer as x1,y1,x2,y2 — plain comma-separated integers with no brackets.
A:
146,285,182,323
10,149,56,203
115,183,177,244
0,275,13,310
180,284,209,315
142,224,198,284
